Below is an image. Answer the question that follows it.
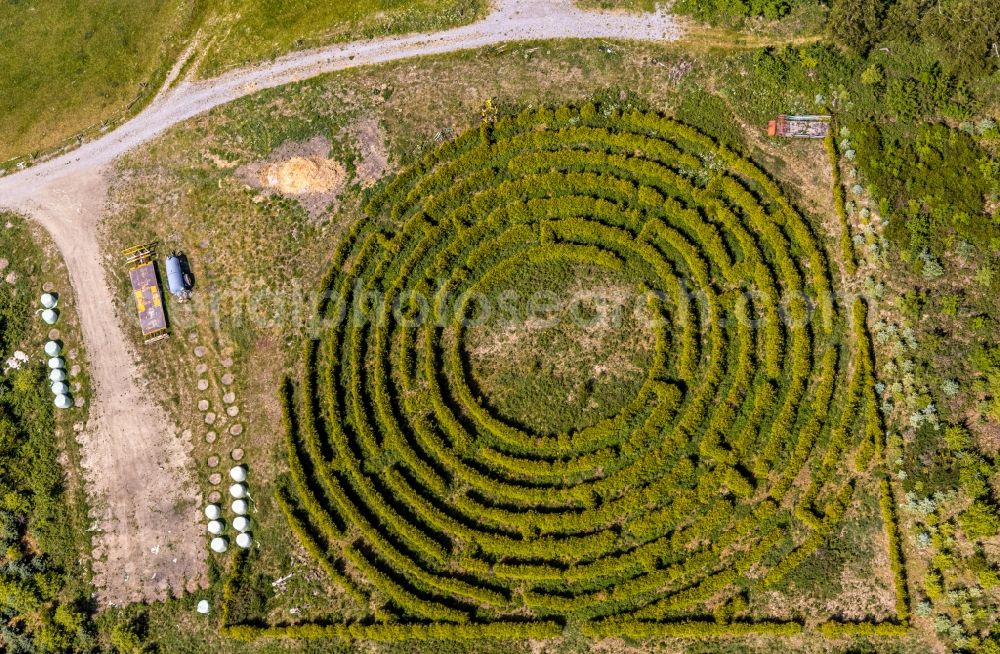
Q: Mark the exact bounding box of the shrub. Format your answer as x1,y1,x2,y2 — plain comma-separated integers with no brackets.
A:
827,0,886,54
959,501,1000,540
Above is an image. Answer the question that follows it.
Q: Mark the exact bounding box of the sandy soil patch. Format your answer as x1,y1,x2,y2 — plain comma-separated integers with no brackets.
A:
232,116,388,216
260,156,345,194
236,136,346,217
349,117,390,186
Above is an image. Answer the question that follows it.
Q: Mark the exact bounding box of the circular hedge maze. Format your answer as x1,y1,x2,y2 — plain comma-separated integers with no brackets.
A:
240,106,907,641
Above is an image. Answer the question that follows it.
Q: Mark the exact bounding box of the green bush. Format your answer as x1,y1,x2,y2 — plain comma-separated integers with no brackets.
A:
852,122,995,257
958,501,1000,541
673,0,799,23
827,0,887,55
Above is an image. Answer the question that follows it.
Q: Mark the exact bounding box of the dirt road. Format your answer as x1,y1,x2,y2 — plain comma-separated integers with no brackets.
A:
0,0,681,604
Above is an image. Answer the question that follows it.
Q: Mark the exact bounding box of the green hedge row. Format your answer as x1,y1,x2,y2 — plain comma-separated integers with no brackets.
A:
222,620,563,641
825,129,858,276
879,478,910,621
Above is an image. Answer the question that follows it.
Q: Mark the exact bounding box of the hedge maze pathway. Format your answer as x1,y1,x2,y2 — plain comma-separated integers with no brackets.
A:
224,106,907,641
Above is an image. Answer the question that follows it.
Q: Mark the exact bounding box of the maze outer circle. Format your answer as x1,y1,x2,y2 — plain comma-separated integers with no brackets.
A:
278,105,883,632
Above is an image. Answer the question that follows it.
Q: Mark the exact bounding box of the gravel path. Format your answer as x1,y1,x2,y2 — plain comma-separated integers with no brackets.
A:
0,0,681,605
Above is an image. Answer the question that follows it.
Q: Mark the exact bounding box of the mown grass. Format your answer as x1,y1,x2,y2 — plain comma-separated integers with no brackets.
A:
196,0,489,76
0,0,204,163
0,0,486,167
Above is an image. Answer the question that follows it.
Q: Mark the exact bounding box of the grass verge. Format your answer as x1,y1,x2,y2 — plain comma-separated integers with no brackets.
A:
0,212,95,649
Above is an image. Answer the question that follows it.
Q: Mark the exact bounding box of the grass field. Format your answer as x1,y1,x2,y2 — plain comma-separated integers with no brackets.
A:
0,0,204,163
0,0,487,167
196,0,489,76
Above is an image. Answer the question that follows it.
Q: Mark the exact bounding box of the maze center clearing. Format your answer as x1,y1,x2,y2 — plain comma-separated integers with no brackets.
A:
463,259,656,435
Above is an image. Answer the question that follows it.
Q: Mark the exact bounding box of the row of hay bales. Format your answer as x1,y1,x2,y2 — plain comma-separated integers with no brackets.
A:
204,465,253,553
39,292,73,410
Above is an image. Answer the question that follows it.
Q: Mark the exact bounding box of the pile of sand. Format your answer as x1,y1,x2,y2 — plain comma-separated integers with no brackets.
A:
259,156,346,195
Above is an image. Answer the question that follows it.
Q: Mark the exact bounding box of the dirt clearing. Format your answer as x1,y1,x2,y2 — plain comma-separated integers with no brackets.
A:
260,157,345,194
236,137,347,216
350,117,390,186
3,168,205,605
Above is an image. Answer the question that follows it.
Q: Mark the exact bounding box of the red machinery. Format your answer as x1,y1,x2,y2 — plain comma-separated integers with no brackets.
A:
767,114,831,138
